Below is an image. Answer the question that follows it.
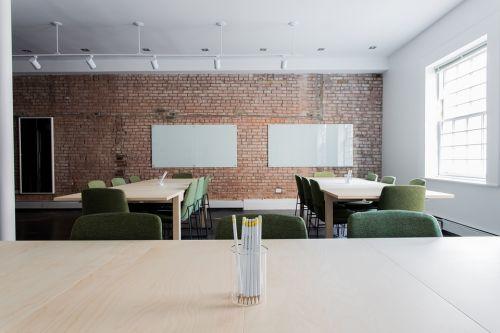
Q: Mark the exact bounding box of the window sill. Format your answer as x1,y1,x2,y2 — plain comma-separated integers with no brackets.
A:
425,177,498,188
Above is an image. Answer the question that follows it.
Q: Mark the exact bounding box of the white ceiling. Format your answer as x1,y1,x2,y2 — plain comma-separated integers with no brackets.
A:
11,0,464,73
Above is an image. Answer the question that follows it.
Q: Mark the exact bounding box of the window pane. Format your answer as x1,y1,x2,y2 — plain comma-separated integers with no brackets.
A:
437,44,487,180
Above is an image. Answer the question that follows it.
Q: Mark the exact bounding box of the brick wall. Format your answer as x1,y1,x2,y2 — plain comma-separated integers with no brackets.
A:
13,74,383,201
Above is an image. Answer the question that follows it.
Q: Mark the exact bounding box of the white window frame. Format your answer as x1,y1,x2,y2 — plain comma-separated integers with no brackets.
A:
426,36,490,184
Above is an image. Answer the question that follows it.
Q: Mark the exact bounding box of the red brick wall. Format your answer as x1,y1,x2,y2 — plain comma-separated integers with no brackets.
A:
13,74,383,201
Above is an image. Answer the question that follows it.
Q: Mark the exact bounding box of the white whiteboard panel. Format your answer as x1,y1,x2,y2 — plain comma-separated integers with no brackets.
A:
152,125,237,167
268,124,353,167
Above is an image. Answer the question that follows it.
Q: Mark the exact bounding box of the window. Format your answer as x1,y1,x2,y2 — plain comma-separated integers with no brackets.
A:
435,43,487,181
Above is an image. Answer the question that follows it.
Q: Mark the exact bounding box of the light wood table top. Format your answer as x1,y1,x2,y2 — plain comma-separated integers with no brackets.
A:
0,238,494,332
54,179,193,203
310,177,455,200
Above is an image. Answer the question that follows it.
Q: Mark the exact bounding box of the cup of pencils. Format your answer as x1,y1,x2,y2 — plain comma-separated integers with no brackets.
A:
230,215,267,306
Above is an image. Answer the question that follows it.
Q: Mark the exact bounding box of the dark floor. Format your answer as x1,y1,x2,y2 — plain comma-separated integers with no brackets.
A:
15,208,456,240
15,208,330,240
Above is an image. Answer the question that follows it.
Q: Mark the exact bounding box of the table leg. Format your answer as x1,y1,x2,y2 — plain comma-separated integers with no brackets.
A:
200,201,207,228
324,193,335,238
172,195,181,240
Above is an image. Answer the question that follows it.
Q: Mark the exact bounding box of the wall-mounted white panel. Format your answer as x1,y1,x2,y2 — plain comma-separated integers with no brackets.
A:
268,124,353,167
152,125,237,167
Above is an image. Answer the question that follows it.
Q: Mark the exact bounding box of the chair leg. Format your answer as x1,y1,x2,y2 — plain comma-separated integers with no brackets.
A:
295,195,299,216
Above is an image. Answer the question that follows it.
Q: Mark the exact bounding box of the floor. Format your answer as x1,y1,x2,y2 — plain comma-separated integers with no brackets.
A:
16,208,335,240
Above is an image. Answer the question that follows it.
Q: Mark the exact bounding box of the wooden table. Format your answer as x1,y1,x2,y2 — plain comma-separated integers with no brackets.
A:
0,238,496,332
309,177,455,238
54,179,193,240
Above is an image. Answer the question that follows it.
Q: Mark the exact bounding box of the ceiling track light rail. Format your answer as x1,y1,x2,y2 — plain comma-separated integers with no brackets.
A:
14,20,301,71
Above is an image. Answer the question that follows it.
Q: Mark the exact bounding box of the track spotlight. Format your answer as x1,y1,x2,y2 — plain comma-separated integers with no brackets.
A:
151,56,159,70
214,57,221,70
85,55,96,69
28,56,41,70
281,57,288,70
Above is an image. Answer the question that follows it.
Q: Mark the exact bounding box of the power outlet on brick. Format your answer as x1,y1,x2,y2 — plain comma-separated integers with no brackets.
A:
275,188,283,194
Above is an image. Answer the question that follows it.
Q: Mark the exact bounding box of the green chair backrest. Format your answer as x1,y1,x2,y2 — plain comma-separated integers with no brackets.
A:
294,175,305,203
203,176,212,196
88,180,106,188
300,177,314,209
314,171,335,177
378,185,426,212
366,172,378,182
347,210,442,238
381,176,396,185
71,212,162,240
309,179,325,221
129,175,141,183
172,172,193,179
181,180,198,220
111,177,126,186
194,177,205,209
81,188,130,215
409,178,426,186
215,214,308,239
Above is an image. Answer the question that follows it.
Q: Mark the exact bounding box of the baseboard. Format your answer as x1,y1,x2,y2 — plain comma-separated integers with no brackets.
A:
16,201,82,209
15,199,295,210
210,200,244,209
243,199,296,210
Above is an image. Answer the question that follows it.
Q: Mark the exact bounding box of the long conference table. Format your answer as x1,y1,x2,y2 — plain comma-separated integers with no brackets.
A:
1,238,498,332
54,179,194,240
309,177,455,238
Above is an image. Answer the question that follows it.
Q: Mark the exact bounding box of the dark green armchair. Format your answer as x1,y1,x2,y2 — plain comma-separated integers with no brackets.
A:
347,210,442,238
215,214,308,239
71,212,162,240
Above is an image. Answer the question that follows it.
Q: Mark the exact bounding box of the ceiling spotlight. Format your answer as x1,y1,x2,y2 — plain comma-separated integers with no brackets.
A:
22,49,32,53
317,48,326,51
85,55,96,69
142,48,151,52
201,48,209,52
369,45,377,50
151,55,159,70
80,48,90,52
288,21,299,27
28,56,41,70
281,57,288,70
260,48,267,52
214,57,221,70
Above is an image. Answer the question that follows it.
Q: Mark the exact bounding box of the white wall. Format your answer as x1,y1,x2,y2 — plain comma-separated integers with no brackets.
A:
383,0,500,235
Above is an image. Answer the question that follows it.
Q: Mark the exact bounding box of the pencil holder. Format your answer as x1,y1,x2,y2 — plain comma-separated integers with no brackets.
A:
231,244,268,306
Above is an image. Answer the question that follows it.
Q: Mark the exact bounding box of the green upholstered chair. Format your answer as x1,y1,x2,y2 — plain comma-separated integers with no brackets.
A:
70,212,162,240
347,210,442,238
111,177,126,186
309,179,325,236
377,185,426,212
172,172,193,179
202,176,213,228
81,188,129,215
409,178,426,186
380,176,396,185
314,171,335,177
88,180,106,188
216,214,308,239
162,180,198,239
192,177,208,236
300,177,315,227
129,175,141,183
294,175,306,217
366,172,378,182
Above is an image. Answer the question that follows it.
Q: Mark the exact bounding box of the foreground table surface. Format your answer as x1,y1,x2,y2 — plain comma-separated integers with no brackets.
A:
1,238,497,333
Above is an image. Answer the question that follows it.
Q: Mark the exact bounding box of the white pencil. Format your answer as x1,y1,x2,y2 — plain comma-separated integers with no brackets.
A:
231,215,242,297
